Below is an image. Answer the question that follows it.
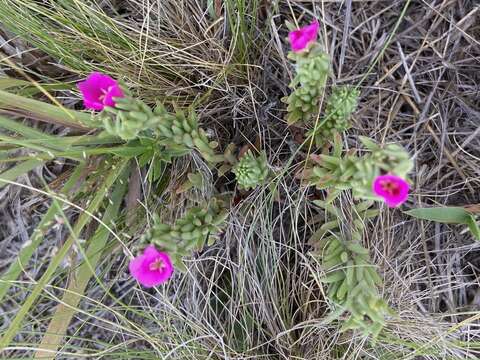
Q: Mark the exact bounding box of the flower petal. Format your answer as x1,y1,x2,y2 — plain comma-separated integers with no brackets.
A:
103,84,124,107
77,80,101,102
288,20,320,52
83,98,105,111
86,72,117,89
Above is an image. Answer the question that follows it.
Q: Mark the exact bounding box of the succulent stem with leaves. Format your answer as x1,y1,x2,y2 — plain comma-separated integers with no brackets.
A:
96,87,155,140
142,198,227,271
305,135,413,203
97,87,224,164
153,103,224,164
282,44,330,125
311,200,393,339
307,86,360,147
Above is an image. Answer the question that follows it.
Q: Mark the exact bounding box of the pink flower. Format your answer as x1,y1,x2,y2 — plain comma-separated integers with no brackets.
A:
77,72,124,111
129,245,174,287
372,174,410,208
288,20,320,52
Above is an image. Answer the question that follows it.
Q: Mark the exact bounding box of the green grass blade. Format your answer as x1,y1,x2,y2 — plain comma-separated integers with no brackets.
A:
466,215,480,240
0,0,135,72
35,169,129,359
0,158,128,351
0,115,68,150
0,163,86,303
0,159,43,190
0,78,30,90
0,114,121,151
0,89,93,128
0,144,147,163
225,0,260,63
0,133,65,155
406,206,480,241
0,76,72,95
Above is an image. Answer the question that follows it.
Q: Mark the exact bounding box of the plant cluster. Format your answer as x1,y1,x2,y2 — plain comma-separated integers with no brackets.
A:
0,5,476,357
0,18,432,345
88,20,413,339
232,150,269,190
306,86,360,147
73,20,414,339
75,72,272,286
283,46,330,125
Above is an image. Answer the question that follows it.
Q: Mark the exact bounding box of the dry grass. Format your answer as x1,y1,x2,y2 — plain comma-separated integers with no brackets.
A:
0,0,479,358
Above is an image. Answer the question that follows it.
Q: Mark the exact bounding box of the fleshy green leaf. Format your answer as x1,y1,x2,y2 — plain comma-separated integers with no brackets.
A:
405,207,471,224
406,207,480,241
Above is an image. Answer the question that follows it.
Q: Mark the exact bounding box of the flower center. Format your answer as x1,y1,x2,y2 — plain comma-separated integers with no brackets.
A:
149,258,166,271
98,86,113,102
380,180,400,196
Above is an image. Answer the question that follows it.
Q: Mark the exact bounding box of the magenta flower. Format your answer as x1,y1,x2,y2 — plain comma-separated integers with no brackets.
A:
288,20,320,53
129,245,174,287
77,72,124,111
372,174,410,208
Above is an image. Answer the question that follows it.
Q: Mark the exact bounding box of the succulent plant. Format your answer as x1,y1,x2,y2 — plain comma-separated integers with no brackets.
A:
98,95,160,141
325,86,360,124
233,150,269,190
96,90,224,164
153,103,224,164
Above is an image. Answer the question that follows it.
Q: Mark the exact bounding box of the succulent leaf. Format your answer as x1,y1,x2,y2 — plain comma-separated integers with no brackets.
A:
96,94,223,164
307,138,413,203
